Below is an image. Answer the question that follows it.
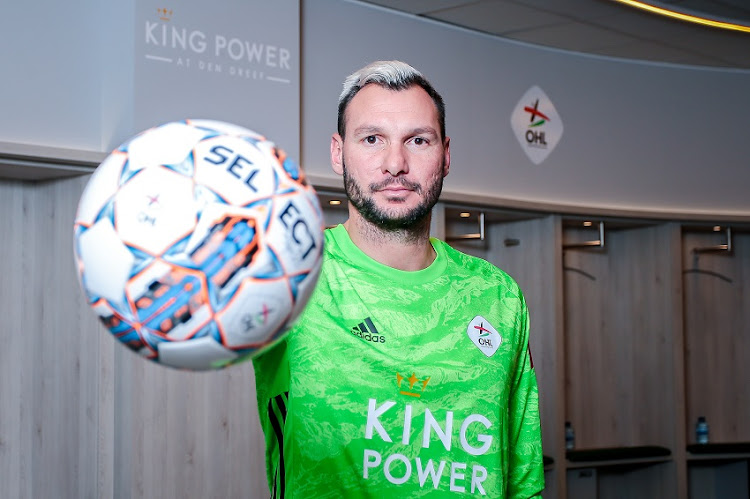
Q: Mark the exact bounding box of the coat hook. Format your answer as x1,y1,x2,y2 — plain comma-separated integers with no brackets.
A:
563,221,605,250
692,226,732,254
446,212,485,241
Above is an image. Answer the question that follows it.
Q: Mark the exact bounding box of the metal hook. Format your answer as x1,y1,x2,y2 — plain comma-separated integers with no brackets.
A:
446,212,485,241
692,226,732,254
563,221,605,250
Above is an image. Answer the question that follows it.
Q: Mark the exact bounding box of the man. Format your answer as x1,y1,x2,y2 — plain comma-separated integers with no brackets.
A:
253,60,544,498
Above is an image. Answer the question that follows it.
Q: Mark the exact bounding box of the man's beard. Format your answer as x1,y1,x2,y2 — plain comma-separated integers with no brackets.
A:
342,159,444,233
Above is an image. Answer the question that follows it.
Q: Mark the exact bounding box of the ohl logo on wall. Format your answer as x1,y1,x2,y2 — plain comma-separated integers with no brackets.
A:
511,85,564,165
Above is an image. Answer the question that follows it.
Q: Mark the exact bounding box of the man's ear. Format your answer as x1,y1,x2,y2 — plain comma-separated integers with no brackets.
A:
331,134,344,176
443,136,451,177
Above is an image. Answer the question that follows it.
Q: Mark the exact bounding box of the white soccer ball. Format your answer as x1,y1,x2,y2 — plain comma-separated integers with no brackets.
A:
74,119,324,370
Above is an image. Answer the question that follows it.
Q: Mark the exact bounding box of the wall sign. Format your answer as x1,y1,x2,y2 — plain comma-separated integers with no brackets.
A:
134,0,300,158
511,86,563,165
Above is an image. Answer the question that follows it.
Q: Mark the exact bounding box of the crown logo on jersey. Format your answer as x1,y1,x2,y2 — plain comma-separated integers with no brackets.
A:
397,372,430,398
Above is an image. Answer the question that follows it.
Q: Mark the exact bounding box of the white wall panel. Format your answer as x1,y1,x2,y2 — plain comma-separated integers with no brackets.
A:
301,0,750,218
0,0,300,160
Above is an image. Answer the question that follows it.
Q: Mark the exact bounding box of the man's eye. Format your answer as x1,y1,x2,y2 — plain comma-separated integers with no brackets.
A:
365,136,377,144
413,137,426,145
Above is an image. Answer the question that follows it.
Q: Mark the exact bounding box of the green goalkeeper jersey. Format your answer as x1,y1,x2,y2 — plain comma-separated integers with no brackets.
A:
253,225,544,498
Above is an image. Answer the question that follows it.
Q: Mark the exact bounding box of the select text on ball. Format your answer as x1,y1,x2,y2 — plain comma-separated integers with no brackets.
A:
204,145,260,192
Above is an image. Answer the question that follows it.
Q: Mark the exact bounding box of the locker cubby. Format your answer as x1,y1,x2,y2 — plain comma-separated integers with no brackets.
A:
316,189,349,227
682,226,750,499
687,455,750,499
567,460,677,499
441,203,564,499
561,218,685,497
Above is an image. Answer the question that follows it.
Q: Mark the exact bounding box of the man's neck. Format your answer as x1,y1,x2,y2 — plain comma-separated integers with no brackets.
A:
342,216,436,271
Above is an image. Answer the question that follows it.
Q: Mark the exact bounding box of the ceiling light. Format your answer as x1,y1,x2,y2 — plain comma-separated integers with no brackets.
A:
329,199,342,206
612,0,750,33
459,212,471,218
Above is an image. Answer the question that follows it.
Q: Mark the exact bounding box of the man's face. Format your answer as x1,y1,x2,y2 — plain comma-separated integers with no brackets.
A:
331,84,450,231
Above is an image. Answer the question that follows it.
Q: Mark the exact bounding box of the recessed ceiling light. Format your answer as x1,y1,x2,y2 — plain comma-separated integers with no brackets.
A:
329,199,342,206
459,212,471,218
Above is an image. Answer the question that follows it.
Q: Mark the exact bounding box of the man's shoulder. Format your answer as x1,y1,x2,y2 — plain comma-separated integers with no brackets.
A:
435,238,516,279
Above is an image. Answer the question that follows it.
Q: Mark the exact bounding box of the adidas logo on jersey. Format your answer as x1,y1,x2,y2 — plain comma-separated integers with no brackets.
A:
351,317,386,343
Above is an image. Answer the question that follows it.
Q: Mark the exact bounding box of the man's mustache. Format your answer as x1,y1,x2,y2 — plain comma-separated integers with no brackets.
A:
370,177,422,193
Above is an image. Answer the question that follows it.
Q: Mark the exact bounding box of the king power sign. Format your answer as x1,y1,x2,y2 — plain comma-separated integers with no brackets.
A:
133,0,300,159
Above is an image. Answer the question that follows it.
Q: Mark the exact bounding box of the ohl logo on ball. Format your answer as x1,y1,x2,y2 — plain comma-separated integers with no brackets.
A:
73,119,325,371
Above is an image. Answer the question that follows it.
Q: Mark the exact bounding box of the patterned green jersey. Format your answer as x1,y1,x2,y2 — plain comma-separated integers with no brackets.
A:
253,225,544,498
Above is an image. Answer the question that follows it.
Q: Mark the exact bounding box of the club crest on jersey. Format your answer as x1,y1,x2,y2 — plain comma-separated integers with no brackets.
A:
467,316,501,357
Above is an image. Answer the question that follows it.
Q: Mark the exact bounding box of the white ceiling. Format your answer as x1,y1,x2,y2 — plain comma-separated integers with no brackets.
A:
357,0,750,69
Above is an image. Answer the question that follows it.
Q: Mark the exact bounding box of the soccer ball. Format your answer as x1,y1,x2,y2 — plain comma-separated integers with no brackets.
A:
73,119,324,370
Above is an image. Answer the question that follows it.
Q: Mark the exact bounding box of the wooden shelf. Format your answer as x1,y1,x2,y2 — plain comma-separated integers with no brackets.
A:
687,443,750,461
566,445,671,468
0,141,103,181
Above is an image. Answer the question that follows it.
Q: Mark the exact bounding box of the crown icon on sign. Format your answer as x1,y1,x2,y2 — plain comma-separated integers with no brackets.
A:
396,372,430,398
157,8,173,21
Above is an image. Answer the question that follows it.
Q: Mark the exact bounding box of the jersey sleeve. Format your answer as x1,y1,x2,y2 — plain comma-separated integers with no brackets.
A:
252,340,291,497
507,296,545,498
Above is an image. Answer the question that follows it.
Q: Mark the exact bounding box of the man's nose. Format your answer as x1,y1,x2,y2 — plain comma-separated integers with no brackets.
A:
381,144,409,176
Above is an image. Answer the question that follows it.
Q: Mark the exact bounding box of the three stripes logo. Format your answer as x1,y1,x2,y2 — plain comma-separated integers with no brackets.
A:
268,392,288,499
351,317,385,343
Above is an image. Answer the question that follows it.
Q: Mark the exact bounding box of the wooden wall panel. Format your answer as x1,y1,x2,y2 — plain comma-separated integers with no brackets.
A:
113,354,266,498
682,230,750,444
0,180,35,499
563,224,682,450
31,177,103,499
448,213,564,498
0,177,268,498
563,238,614,448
